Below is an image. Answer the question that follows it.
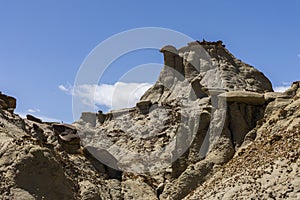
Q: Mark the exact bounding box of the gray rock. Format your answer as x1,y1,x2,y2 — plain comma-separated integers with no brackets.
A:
136,100,152,114
26,114,42,123
80,112,97,127
52,123,80,154
218,91,265,105
97,110,107,124
85,146,122,180
190,78,208,99
3,41,297,200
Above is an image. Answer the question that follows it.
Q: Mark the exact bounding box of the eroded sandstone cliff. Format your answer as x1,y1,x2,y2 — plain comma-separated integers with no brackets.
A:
0,41,299,200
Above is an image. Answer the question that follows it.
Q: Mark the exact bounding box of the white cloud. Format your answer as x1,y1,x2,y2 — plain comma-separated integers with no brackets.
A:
298,54,300,58
59,82,153,110
27,108,40,113
274,86,290,92
58,84,70,92
274,82,291,92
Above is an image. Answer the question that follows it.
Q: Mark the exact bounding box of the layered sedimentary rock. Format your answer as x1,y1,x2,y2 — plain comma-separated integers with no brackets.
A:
141,40,272,103
73,40,275,199
0,41,299,200
184,81,300,200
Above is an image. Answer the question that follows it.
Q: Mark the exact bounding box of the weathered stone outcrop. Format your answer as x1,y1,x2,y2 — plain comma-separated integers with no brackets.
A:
1,41,299,200
141,40,273,104
184,81,300,200
97,110,106,124
219,91,265,105
0,92,16,113
80,112,97,127
52,123,80,154
284,81,300,98
0,103,122,199
72,41,275,200
84,146,123,180
26,114,42,123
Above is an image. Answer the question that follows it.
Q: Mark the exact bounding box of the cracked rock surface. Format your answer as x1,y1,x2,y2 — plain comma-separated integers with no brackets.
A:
0,41,299,199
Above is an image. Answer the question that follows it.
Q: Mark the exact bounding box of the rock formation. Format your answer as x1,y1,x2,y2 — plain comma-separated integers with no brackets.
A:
0,41,299,200
184,81,300,199
26,114,43,123
0,92,16,113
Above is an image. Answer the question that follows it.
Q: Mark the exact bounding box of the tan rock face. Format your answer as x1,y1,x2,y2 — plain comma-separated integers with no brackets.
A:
73,41,275,199
141,41,273,104
0,106,118,199
14,147,75,200
1,41,299,200
184,81,300,200
218,91,265,105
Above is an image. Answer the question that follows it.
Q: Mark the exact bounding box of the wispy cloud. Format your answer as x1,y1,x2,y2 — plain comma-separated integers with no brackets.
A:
297,54,300,58
27,108,40,113
59,82,152,110
274,82,291,92
58,85,69,92
273,86,290,92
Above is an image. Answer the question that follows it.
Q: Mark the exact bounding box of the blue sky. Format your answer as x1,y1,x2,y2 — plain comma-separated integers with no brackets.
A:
0,0,299,123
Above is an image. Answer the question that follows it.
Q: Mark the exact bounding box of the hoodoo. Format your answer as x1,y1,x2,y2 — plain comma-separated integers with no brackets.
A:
0,41,299,200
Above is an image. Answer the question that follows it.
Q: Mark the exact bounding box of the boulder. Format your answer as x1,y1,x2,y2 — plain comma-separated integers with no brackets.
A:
0,92,16,112
26,114,42,123
84,146,122,180
136,100,152,114
218,91,265,105
52,124,80,154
